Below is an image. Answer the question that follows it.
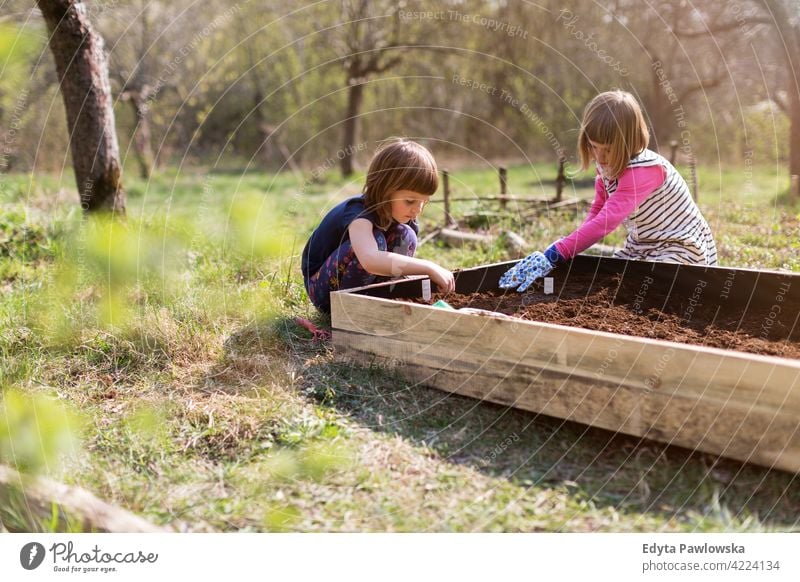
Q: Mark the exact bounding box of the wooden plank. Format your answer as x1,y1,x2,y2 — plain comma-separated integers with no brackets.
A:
334,256,800,330
331,291,800,472
333,293,800,409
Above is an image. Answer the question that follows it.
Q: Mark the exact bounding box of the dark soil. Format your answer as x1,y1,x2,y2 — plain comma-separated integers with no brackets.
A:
425,272,800,360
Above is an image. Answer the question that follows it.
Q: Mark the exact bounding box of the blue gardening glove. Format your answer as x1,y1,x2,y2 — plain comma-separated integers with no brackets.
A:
499,245,564,292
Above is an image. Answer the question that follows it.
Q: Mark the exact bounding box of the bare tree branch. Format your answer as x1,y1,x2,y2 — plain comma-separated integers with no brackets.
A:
675,18,773,38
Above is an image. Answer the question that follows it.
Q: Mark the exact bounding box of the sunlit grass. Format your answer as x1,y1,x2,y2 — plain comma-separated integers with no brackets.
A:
1,162,798,532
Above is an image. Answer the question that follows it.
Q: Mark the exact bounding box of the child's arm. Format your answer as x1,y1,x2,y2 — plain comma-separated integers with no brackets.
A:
348,218,455,292
554,165,664,259
502,167,663,293
583,176,608,223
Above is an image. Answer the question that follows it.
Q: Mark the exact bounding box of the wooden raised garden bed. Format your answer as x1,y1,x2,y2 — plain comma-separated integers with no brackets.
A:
330,255,800,473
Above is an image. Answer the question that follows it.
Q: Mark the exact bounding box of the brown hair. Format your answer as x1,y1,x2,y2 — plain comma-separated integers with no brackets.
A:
578,91,650,179
363,138,438,229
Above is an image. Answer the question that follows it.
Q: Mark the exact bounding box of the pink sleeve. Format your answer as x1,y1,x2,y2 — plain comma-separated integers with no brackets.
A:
554,165,665,259
584,176,608,223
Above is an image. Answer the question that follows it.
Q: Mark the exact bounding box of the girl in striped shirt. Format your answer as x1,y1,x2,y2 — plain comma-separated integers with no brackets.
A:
500,90,717,292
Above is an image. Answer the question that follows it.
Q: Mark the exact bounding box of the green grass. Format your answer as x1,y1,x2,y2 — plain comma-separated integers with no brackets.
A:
0,161,798,532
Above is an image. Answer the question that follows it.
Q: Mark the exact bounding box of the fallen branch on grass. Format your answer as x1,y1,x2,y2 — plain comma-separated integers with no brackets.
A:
0,464,169,532
437,228,494,247
500,230,528,256
417,228,441,247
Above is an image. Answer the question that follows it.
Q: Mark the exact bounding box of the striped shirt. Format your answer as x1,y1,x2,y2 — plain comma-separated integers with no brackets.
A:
555,149,717,265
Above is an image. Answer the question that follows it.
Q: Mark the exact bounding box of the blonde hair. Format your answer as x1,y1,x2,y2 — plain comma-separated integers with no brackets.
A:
363,138,438,229
578,91,650,179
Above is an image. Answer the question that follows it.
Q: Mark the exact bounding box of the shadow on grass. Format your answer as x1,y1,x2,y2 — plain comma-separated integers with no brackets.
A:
218,315,798,530
200,313,332,398
300,356,800,531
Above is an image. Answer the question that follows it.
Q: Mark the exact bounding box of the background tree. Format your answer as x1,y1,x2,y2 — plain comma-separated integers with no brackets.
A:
761,0,800,178
699,0,800,178
3,0,791,184
637,1,735,147
321,0,413,177
227,0,309,173
36,0,125,213
101,0,159,179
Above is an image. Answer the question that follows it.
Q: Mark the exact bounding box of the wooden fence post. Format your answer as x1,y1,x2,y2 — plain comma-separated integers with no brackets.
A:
669,140,679,165
499,167,508,209
555,149,567,203
442,169,453,227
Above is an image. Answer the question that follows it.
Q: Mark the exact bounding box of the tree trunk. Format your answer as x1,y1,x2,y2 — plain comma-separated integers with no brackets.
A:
37,0,125,214
789,74,800,178
340,80,364,178
761,0,800,179
128,92,153,180
252,83,277,169
647,62,674,150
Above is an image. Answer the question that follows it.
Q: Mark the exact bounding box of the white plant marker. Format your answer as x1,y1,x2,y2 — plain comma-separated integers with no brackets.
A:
421,279,432,301
543,277,554,295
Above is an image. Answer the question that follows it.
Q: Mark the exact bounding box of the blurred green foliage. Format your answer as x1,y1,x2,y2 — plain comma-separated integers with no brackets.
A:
0,21,40,95
0,388,82,474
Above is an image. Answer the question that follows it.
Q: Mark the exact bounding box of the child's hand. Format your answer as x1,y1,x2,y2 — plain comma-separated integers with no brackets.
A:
428,264,455,293
498,251,554,292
